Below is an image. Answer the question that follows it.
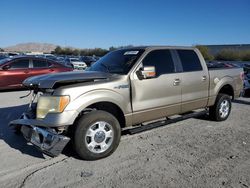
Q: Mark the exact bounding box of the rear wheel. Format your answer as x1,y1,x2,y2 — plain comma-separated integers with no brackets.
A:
209,94,231,121
74,110,121,160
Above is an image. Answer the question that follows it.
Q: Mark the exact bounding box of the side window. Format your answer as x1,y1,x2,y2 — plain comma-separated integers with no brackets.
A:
10,59,29,69
177,50,202,72
142,50,175,76
33,59,48,68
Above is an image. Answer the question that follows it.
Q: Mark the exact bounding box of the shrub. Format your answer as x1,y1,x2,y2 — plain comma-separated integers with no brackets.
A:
215,49,241,61
196,45,214,61
241,51,250,61
214,49,250,61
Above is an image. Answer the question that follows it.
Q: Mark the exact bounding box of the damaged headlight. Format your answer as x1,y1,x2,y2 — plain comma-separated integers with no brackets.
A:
37,96,70,119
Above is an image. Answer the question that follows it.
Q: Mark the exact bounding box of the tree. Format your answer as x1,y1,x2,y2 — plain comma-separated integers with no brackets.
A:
52,46,62,54
215,49,241,61
241,50,250,61
0,48,4,52
72,49,80,56
109,46,117,51
196,45,214,61
91,48,108,56
50,45,110,56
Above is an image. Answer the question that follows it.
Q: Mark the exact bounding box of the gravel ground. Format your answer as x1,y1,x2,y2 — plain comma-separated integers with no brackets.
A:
0,91,250,188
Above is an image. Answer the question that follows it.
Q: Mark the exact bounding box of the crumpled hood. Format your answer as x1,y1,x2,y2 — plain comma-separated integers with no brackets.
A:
23,71,111,89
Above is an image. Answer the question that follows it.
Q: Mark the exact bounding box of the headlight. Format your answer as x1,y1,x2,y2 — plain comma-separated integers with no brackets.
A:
36,96,70,119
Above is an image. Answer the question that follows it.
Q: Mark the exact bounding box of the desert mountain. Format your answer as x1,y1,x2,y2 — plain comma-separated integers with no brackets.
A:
4,42,57,53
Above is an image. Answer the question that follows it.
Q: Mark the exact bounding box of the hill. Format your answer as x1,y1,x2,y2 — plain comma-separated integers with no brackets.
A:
4,42,57,53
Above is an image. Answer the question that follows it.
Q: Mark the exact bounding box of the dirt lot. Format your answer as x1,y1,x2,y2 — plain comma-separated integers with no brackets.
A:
0,91,250,188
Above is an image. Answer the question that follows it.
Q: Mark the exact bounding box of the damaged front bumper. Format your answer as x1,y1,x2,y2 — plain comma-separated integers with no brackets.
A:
9,113,70,157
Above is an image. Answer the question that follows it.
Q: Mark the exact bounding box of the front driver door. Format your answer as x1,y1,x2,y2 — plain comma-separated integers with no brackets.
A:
130,49,182,125
3,59,30,88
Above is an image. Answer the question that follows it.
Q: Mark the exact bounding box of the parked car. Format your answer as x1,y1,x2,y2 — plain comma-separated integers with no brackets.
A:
65,57,87,70
10,46,243,160
94,56,101,61
222,62,250,97
42,54,58,61
56,56,65,63
206,61,235,69
0,55,8,60
80,56,97,67
7,52,20,57
0,56,73,90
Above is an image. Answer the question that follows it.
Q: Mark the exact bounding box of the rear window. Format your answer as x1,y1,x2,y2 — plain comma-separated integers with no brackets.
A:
177,50,202,72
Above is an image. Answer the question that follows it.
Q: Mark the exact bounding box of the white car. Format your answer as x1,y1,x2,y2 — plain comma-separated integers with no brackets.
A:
66,58,87,70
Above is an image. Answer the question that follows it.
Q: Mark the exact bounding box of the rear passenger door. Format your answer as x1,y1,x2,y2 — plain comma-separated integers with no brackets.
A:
30,59,54,76
175,49,209,113
131,49,182,124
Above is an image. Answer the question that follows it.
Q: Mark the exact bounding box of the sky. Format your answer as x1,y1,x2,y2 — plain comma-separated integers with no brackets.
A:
1,0,250,49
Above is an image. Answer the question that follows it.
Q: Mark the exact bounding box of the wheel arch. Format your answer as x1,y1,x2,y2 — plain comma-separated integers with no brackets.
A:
85,102,126,128
65,90,130,134
218,84,234,99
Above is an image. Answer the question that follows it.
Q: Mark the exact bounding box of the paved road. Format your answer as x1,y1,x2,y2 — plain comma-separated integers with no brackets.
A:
0,91,250,188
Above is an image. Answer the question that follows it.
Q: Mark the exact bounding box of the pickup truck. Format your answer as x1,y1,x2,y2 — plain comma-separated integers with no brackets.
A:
9,46,243,160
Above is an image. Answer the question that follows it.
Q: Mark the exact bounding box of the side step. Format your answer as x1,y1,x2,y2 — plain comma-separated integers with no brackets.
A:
123,110,208,135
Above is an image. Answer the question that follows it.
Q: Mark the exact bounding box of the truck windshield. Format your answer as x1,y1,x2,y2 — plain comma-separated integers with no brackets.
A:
87,49,144,74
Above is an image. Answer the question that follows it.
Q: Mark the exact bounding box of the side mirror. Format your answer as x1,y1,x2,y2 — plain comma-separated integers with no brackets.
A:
2,65,11,70
136,66,156,80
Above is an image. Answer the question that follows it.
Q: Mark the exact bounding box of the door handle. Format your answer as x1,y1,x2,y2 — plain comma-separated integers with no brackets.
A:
202,76,207,81
24,70,29,74
49,69,54,72
173,78,181,86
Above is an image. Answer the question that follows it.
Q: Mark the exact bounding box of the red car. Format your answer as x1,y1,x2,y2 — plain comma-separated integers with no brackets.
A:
0,56,73,90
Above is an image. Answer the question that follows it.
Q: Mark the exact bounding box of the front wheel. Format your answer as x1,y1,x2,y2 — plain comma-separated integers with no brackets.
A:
74,110,121,160
209,94,232,121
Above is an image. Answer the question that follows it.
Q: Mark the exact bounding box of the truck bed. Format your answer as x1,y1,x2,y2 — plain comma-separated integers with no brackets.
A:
208,64,243,101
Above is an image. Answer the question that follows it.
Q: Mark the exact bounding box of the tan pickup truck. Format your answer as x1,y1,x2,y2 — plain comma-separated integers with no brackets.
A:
10,46,243,160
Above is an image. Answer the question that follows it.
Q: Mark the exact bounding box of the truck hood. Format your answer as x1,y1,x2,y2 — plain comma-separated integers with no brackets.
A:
23,71,111,89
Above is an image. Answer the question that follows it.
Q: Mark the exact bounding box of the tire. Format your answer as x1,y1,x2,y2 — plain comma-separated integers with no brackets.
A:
209,94,231,121
74,110,121,160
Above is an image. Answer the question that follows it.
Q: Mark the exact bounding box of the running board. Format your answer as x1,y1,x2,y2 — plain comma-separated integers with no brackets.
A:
123,110,208,135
